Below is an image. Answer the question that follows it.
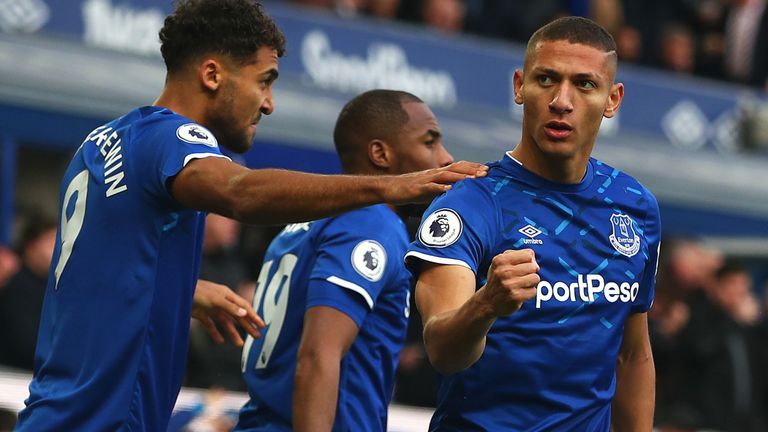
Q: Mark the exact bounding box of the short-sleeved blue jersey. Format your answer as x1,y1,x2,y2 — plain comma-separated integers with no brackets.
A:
16,107,229,432
405,153,661,432
235,204,411,432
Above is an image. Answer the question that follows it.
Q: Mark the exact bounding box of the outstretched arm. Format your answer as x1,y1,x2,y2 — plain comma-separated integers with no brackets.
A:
293,306,358,432
170,157,487,225
612,312,655,431
192,279,265,346
416,249,539,375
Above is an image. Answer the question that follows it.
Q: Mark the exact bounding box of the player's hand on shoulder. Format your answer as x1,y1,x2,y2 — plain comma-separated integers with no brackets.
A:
192,280,265,346
479,249,540,316
381,161,488,205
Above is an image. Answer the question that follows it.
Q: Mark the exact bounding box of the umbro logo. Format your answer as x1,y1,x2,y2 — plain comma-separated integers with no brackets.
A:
518,224,543,245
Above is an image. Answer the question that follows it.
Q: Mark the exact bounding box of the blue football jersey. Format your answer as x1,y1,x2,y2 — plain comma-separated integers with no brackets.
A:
235,205,411,432
16,107,229,432
405,153,661,432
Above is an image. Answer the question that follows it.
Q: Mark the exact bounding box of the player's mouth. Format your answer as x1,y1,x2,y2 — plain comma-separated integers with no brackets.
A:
543,121,573,140
249,116,261,133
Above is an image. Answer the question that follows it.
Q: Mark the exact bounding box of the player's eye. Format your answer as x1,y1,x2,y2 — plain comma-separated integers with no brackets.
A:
577,80,596,89
258,77,275,89
537,75,554,85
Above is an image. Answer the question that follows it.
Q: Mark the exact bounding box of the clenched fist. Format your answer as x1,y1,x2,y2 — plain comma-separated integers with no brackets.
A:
478,249,540,316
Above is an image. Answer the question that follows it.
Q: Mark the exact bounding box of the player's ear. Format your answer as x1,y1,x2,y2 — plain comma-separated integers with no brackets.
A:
603,82,624,118
513,69,524,105
199,58,224,92
368,139,392,169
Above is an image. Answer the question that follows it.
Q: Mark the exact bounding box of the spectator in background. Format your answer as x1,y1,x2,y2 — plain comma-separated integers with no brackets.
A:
420,0,466,33
335,0,403,19
587,0,623,34
0,216,56,371
367,0,402,18
615,25,643,63
671,261,768,431
659,23,696,74
708,261,760,326
649,238,728,428
692,0,728,80
723,0,768,89
620,0,693,66
186,214,251,391
665,238,723,300
0,245,19,291
199,214,249,291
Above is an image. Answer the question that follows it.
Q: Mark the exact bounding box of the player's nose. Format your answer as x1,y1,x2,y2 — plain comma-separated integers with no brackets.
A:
548,83,574,114
438,144,454,167
261,95,274,116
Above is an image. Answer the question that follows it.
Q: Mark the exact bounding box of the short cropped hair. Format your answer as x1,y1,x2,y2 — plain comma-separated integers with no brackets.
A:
333,90,424,171
715,260,748,280
525,16,616,62
18,215,56,253
159,0,286,73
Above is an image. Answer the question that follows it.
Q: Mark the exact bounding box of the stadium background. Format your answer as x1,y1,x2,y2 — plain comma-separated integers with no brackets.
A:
0,0,767,430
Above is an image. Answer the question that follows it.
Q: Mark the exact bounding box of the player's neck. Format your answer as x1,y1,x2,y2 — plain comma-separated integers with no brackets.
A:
153,82,207,125
345,165,399,214
509,146,588,184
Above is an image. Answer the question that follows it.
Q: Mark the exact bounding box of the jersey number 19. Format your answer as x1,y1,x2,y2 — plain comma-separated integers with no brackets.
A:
241,253,298,371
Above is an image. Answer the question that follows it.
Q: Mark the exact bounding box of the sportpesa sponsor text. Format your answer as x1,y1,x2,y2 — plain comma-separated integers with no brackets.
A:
535,274,638,309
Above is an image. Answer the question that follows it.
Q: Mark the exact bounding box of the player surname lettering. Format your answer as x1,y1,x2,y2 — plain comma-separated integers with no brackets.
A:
535,274,639,309
84,125,128,198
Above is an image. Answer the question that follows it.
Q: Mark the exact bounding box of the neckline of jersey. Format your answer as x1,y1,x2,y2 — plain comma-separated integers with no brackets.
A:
498,151,596,193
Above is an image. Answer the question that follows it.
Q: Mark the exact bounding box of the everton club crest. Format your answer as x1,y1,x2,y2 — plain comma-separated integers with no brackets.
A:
609,213,640,257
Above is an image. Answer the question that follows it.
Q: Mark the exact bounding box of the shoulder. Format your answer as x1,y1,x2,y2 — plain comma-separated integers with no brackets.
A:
132,108,219,149
331,205,403,229
318,206,406,283
432,174,498,213
323,205,407,245
592,158,658,206
431,173,500,218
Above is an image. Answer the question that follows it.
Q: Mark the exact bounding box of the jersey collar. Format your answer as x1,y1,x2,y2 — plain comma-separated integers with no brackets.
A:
499,151,595,193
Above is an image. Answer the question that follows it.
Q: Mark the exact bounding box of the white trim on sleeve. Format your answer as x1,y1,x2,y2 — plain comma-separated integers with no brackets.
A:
326,276,374,310
404,251,472,270
183,153,231,167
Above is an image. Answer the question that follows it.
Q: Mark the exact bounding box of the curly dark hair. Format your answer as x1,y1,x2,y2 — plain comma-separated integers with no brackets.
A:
159,0,286,73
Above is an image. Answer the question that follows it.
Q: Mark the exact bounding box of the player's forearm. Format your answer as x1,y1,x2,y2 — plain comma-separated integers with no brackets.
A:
611,349,655,431
293,350,340,432
230,169,384,224
423,293,497,375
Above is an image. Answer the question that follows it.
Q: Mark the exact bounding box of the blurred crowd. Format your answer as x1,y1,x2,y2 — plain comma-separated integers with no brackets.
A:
2,211,767,431
651,239,768,432
282,0,768,90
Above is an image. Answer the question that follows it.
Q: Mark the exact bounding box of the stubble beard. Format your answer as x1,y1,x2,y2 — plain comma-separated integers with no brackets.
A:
208,86,253,154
